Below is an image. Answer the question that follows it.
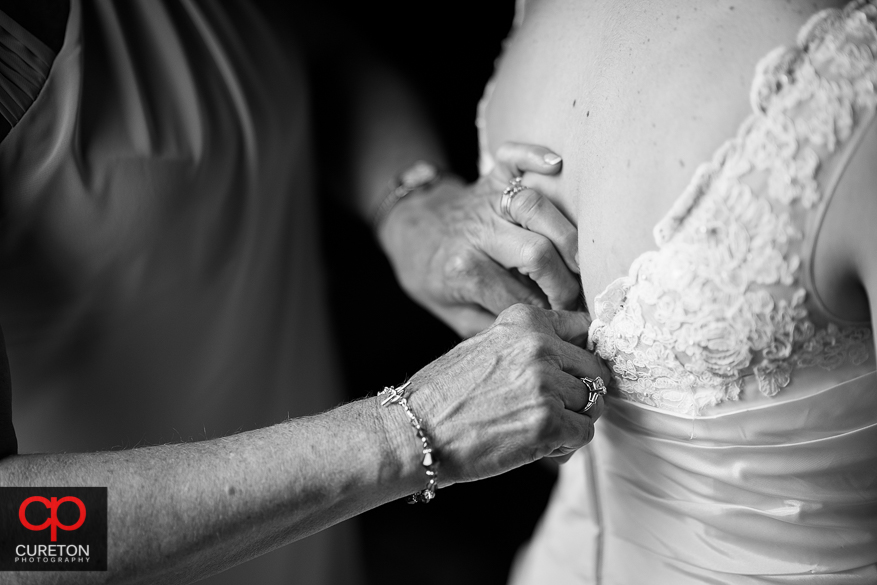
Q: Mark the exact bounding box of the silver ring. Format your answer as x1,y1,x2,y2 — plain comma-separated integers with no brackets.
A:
500,177,526,224
578,376,607,414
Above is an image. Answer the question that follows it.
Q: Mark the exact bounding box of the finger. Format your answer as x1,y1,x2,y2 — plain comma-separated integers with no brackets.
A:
518,171,562,202
503,188,579,273
480,223,581,311
540,310,593,345
549,340,612,385
552,371,589,413
551,396,605,459
547,451,575,463
492,142,563,182
447,251,551,315
437,305,498,339
553,409,596,454
548,400,605,460
566,393,606,424
472,262,551,315
552,370,608,415
586,394,607,421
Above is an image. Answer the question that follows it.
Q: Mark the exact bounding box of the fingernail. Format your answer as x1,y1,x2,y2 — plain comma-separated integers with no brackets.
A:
543,153,562,165
575,251,580,267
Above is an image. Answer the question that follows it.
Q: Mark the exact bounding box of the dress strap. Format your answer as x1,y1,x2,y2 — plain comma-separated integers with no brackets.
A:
0,9,55,128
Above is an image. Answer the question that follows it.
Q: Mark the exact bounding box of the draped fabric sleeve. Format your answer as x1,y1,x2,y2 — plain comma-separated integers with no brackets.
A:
0,8,48,458
0,8,54,129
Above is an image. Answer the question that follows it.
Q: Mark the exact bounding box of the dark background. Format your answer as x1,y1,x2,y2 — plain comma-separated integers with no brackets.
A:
310,2,560,584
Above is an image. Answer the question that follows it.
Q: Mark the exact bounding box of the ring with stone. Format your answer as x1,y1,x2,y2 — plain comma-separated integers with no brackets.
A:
500,176,527,224
579,376,607,414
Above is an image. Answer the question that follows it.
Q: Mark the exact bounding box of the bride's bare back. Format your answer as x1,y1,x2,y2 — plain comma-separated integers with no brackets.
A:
481,0,851,309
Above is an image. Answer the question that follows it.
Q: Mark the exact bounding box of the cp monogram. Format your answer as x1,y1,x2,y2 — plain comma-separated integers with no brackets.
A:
19,496,87,542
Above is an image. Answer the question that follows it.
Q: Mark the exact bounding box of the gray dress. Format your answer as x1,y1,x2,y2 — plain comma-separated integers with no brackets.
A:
0,1,361,582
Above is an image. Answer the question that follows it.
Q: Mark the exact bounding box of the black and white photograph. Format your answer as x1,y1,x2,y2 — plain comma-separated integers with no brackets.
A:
1,1,876,583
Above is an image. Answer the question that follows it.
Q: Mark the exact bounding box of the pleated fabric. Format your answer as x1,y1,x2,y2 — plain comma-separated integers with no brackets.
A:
0,10,53,127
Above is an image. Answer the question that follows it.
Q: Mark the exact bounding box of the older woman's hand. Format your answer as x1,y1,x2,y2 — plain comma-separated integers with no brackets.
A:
378,143,580,338
380,305,610,487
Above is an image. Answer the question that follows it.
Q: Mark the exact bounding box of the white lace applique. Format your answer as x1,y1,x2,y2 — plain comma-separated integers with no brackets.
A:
588,3,875,414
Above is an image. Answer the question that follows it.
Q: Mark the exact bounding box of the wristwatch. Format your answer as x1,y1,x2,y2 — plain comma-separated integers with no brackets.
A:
372,160,441,230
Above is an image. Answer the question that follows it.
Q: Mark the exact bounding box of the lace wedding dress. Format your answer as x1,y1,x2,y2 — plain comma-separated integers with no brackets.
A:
483,2,877,581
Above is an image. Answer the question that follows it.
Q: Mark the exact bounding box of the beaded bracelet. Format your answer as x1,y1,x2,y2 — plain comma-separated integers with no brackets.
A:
378,380,439,503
